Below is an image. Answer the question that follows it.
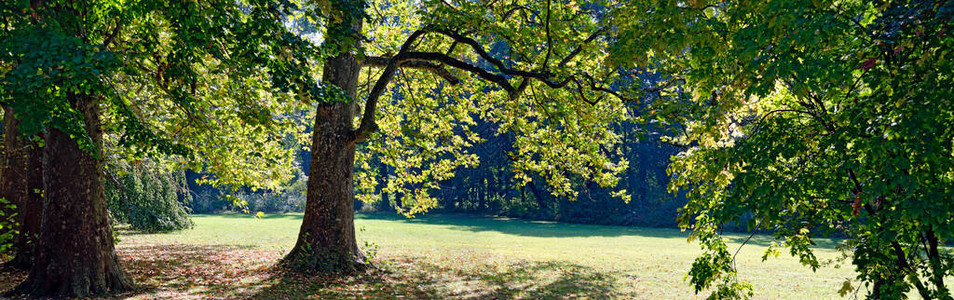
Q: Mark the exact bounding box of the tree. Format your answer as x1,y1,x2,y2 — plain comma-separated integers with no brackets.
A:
105,157,193,233
0,107,42,270
1,0,310,296
612,0,953,298
285,0,637,272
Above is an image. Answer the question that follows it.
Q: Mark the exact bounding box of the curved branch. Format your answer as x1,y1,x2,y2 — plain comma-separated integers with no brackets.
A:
363,56,461,85
403,51,516,95
430,27,608,90
353,25,613,143
432,29,549,78
352,30,428,143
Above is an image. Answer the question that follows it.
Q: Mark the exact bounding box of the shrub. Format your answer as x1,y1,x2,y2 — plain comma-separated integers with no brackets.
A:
106,160,193,233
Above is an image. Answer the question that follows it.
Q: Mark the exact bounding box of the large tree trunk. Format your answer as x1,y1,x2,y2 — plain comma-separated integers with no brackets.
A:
1,107,43,270
282,16,368,273
11,94,135,297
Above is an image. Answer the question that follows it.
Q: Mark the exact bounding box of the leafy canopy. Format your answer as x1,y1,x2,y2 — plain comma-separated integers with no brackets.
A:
0,0,333,189
306,0,643,215
611,0,953,298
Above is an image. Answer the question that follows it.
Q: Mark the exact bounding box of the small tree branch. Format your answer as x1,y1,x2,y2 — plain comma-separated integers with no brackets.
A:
362,56,461,85
557,26,609,69
543,0,553,67
403,51,516,95
432,28,550,78
102,19,122,49
891,241,932,299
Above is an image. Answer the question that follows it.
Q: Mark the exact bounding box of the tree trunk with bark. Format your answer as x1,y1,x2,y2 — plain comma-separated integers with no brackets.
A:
10,94,135,297
282,16,368,273
1,107,43,270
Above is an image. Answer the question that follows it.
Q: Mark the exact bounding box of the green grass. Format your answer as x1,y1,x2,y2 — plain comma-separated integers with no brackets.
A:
90,213,860,299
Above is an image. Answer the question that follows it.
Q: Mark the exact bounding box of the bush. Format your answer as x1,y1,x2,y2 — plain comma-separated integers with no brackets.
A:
241,175,307,213
106,160,193,233
0,198,15,255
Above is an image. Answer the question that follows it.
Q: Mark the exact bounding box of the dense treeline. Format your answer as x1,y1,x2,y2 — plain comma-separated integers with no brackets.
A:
182,118,683,228
372,120,684,227
170,94,683,227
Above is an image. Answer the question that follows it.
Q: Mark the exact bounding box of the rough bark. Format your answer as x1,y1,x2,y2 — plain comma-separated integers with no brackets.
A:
0,108,19,249
10,94,135,297
1,107,43,270
282,16,368,273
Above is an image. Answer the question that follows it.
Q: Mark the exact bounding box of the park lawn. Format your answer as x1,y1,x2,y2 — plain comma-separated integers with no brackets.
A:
1,213,860,299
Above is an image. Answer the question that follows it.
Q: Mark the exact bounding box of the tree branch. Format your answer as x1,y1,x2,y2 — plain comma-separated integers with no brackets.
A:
362,56,461,85
557,26,608,69
891,241,932,299
352,30,428,143
403,51,516,95
353,24,612,142
102,19,122,49
543,0,553,67
426,26,609,95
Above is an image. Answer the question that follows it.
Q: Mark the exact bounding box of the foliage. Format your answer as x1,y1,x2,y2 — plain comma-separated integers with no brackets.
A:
612,0,954,298
189,187,231,214
347,0,639,217
0,0,316,190
238,175,308,214
0,198,15,255
105,158,193,233
358,109,681,226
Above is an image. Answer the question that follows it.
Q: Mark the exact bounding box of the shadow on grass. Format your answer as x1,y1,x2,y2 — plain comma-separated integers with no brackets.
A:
248,257,630,299
358,213,845,249
245,266,435,299
199,213,304,220
491,261,624,298
404,258,630,299
114,243,271,298
358,212,684,239
204,212,842,249
0,244,268,298
68,241,631,299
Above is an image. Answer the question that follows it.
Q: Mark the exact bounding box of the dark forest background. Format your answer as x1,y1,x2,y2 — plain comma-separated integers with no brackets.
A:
100,116,684,232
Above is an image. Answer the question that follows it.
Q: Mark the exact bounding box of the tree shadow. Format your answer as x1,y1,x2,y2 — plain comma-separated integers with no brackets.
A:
198,213,304,220
244,266,436,299
359,213,844,250
112,243,277,298
200,212,843,250
0,248,634,299
359,212,689,239
722,232,844,249
0,243,269,298
247,256,631,299
417,258,630,299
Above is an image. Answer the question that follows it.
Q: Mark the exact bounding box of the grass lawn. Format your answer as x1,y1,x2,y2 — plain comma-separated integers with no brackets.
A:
1,213,862,299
